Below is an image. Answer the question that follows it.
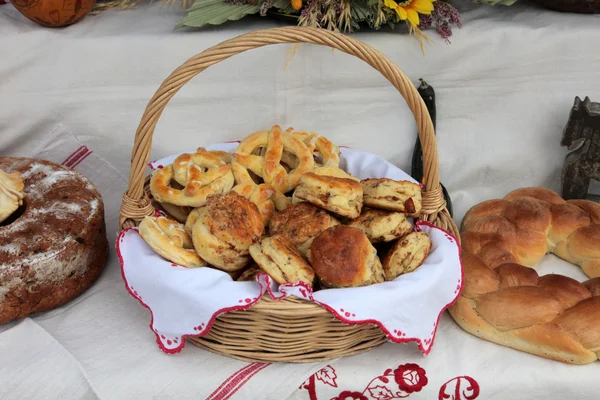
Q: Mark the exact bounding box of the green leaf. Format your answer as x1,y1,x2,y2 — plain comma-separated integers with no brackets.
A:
350,0,377,28
470,0,518,5
272,0,290,8
367,0,379,5
175,0,261,29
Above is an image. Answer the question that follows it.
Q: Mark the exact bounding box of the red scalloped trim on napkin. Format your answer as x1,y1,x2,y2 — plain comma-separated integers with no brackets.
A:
117,220,463,355
254,221,464,355
116,228,268,354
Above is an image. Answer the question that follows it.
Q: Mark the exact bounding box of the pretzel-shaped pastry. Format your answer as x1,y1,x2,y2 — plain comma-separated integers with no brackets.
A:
449,187,600,364
232,125,315,210
150,148,234,207
158,202,192,223
287,129,341,168
139,215,206,268
232,183,276,226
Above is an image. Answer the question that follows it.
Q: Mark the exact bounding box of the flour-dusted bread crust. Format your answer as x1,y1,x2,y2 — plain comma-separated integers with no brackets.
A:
309,225,384,288
450,187,600,364
0,157,108,324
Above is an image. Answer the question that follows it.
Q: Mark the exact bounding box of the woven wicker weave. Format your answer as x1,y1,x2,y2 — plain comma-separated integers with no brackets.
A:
119,26,458,363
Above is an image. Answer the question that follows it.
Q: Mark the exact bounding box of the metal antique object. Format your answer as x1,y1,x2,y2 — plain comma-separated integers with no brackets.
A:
561,96,600,202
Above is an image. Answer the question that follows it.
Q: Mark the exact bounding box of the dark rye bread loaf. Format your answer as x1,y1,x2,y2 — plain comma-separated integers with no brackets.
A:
0,157,108,324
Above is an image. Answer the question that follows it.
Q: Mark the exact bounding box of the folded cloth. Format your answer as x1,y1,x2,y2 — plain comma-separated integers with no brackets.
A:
0,124,329,400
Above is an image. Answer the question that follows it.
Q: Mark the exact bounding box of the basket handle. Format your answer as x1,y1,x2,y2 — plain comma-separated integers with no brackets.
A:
119,26,458,239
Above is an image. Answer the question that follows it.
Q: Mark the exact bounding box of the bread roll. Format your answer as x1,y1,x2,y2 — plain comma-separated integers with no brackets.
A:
249,235,315,286
292,172,363,219
361,178,422,217
309,225,384,288
347,208,413,243
382,232,432,280
269,202,340,255
191,192,263,272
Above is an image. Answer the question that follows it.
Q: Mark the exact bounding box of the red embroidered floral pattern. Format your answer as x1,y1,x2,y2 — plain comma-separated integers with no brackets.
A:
393,363,428,393
300,365,339,400
438,376,480,400
316,366,338,388
299,363,480,400
300,363,430,400
333,391,368,400
332,391,368,400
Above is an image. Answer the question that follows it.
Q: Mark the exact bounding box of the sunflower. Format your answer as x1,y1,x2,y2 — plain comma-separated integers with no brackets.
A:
384,0,436,27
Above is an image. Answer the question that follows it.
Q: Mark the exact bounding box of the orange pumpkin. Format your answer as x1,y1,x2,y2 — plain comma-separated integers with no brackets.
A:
291,0,302,10
11,0,95,27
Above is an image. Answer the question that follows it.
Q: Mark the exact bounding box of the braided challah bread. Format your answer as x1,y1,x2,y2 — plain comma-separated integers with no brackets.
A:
449,187,600,364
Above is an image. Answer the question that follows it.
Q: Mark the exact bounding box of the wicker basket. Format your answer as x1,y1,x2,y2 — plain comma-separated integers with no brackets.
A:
119,26,458,363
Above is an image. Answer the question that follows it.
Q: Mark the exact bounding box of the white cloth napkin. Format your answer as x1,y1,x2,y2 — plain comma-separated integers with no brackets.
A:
121,144,462,355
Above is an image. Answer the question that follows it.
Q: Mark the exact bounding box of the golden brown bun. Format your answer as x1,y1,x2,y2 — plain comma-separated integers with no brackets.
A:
191,192,264,272
249,235,315,286
309,225,384,288
450,187,600,364
347,208,413,243
139,216,206,268
269,202,341,255
361,178,422,217
382,232,432,280
292,172,363,219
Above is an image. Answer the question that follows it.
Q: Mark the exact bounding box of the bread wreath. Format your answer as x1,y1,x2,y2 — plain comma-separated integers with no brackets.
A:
449,187,600,364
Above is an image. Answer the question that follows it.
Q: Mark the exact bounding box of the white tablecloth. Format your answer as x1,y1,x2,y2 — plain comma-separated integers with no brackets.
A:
1,2,599,399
